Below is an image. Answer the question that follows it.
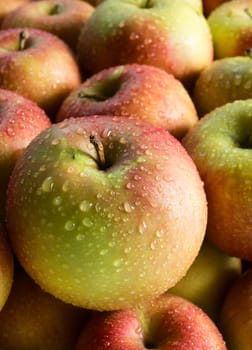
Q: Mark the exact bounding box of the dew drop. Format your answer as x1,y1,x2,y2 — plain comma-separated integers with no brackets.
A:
76,233,85,241
65,220,75,231
79,200,92,212
53,196,62,206
138,220,147,234
123,201,134,213
82,217,93,227
41,176,54,192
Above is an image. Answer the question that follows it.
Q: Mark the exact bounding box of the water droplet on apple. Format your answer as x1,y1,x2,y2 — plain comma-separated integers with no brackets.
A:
138,220,147,234
82,217,93,227
41,176,54,192
123,201,135,213
65,220,75,231
76,233,85,241
52,196,62,206
79,200,92,212
113,259,122,267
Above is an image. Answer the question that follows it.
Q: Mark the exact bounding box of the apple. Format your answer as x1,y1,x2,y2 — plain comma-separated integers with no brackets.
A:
169,238,242,323
6,115,207,311
75,293,227,350
76,0,213,88
0,88,51,222
0,223,14,312
182,99,252,261
0,266,89,350
0,0,30,24
56,64,199,140
203,0,230,16
208,0,252,58
219,268,252,350
0,28,81,118
193,55,252,117
1,0,95,52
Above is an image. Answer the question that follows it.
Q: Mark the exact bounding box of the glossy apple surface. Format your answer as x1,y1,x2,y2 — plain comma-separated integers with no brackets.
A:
56,64,199,139
6,115,207,311
183,99,252,261
75,293,227,350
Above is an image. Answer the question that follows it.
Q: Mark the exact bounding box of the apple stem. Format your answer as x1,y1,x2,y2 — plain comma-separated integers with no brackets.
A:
89,135,106,169
50,4,62,15
18,30,29,51
144,0,152,8
244,7,252,19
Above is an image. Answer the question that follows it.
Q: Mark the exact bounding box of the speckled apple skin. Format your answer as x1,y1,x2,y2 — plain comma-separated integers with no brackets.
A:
6,116,207,311
183,99,252,261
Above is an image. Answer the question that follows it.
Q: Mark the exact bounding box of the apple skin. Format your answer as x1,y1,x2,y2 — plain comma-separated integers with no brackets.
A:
0,88,51,222
193,55,252,117
169,238,242,323
6,115,207,311
75,293,227,350
220,268,252,350
0,28,81,118
0,224,14,312
182,99,252,261
56,64,199,140
1,0,95,51
0,266,89,350
0,0,30,24
77,0,213,87
208,0,252,58
203,0,230,17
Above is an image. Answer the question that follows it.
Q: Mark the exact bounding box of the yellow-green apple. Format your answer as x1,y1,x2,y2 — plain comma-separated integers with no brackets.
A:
1,0,95,51
0,0,30,24
183,99,252,261
203,0,230,16
0,88,51,222
208,0,252,58
6,115,207,311
75,293,227,350
56,64,199,139
77,0,213,88
220,268,252,350
0,266,88,350
0,28,81,118
193,55,252,117
169,239,242,322
0,224,14,312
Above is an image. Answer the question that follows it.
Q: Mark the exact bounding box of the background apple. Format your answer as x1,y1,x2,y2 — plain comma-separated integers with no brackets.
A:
0,88,51,222
77,0,213,88
6,115,207,311
0,0,30,24
1,0,95,51
0,28,81,119
220,268,252,350
169,238,242,323
203,0,230,16
56,64,199,139
0,266,88,350
208,0,252,58
75,293,227,350
183,99,252,261
193,55,252,117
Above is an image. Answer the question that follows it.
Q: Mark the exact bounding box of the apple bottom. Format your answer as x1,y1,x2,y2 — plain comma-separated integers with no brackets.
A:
75,294,227,350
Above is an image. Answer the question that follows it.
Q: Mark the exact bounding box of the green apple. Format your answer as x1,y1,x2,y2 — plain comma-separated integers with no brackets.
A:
220,268,252,350
183,99,252,261
208,0,252,58
169,239,242,323
0,266,88,350
6,115,207,311
0,28,81,118
77,0,213,87
75,293,227,350
1,0,95,51
193,55,252,117
56,64,199,139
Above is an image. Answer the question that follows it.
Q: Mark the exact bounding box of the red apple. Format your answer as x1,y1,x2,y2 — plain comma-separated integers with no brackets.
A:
6,115,207,311
0,28,81,118
1,0,95,51
0,0,30,24
0,88,51,222
75,293,227,350
56,64,199,139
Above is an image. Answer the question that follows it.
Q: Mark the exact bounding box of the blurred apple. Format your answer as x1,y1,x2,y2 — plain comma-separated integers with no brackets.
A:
220,268,252,350
183,99,252,261
0,88,51,222
169,239,242,322
0,28,81,118
6,115,207,311
77,0,213,87
1,0,95,51
0,266,88,350
56,64,199,139
193,55,252,117
203,0,230,16
0,0,30,24
208,0,252,58
75,293,227,350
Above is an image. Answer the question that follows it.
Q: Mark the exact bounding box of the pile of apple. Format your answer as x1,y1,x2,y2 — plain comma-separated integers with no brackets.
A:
0,0,252,349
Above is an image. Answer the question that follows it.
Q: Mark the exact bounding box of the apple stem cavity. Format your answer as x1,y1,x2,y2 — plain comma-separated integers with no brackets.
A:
18,30,29,51
89,135,106,170
143,0,153,8
50,4,62,15
245,47,252,57
244,7,252,19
